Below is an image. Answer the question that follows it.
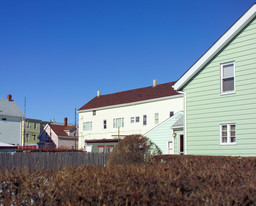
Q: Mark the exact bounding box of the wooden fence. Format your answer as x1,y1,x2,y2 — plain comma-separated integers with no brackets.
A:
0,152,110,170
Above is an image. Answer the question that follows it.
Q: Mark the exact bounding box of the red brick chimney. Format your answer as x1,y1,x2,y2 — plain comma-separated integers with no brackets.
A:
7,94,12,101
64,117,68,126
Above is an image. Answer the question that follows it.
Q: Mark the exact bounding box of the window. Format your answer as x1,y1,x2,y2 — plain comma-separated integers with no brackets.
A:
103,120,107,129
93,110,96,116
131,117,139,123
220,124,236,144
106,145,114,153
34,123,37,129
33,134,37,141
83,122,92,131
27,122,30,129
221,62,235,94
155,113,159,124
113,118,124,128
26,134,29,141
2,118,7,121
143,115,147,125
170,111,174,117
97,146,104,153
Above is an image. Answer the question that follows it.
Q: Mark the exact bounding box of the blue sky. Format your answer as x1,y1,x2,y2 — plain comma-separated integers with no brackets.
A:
0,0,255,123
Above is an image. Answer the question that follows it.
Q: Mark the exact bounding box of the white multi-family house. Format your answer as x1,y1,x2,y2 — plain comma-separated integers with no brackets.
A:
0,94,24,146
78,80,183,153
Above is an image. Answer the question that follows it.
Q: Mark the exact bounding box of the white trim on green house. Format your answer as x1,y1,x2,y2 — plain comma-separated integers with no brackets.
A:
173,4,256,91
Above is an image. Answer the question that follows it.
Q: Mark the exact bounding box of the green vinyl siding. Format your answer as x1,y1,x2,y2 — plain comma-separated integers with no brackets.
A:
145,112,183,154
183,17,256,156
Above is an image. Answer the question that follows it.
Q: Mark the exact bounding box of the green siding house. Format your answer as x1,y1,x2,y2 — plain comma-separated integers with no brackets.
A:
173,4,256,156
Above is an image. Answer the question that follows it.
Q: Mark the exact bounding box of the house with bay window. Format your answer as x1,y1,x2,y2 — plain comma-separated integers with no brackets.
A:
173,4,256,156
78,80,183,153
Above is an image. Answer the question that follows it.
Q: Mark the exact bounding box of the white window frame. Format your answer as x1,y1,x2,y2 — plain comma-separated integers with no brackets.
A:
155,113,159,124
113,118,124,128
130,117,135,124
220,62,235,94
220,123,236,145
83,121,92,131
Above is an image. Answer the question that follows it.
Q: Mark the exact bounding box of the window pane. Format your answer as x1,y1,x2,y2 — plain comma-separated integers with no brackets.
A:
155,113,159,124
222,132,227,136
223,64,234,78
222,125,227,131
136,117,140,123
230,125,236,143
221,125,227,143
116,118,121,127
143,115,147,125
222,137,227,143
131,117,134,123
223,78,234,92
230,125,236,131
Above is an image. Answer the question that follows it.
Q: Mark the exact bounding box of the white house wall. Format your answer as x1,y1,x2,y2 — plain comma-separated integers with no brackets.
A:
78,96,183,149
0,116,22,146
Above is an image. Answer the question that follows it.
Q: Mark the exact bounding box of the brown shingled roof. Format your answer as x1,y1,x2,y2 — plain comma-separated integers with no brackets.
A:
78,81,178,111
49,124,76,137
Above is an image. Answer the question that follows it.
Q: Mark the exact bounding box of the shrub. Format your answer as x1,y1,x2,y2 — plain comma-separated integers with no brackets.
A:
106,134,162,166
1,156,256,205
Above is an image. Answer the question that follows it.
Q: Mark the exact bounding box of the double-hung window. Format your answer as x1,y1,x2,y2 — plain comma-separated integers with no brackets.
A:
83,121,92,131
221,62,235,94
113,118,124,128
220,124,236,145
143,115,147,126
103,120,107,129
155,113,159,124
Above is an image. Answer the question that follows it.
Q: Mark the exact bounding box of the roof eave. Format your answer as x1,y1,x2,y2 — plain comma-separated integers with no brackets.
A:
174,4,256,91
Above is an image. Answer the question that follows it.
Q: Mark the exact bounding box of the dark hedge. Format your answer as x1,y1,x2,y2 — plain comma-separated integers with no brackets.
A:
1,155,256,205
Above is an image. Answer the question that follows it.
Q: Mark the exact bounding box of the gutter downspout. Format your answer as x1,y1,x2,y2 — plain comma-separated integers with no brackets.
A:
176,90,187,155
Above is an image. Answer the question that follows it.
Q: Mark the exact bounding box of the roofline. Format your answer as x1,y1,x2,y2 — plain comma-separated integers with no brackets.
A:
78,94,183,113
174,4,256,91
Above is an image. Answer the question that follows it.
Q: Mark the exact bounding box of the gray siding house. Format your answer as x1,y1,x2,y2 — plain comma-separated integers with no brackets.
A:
0,94,24,146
